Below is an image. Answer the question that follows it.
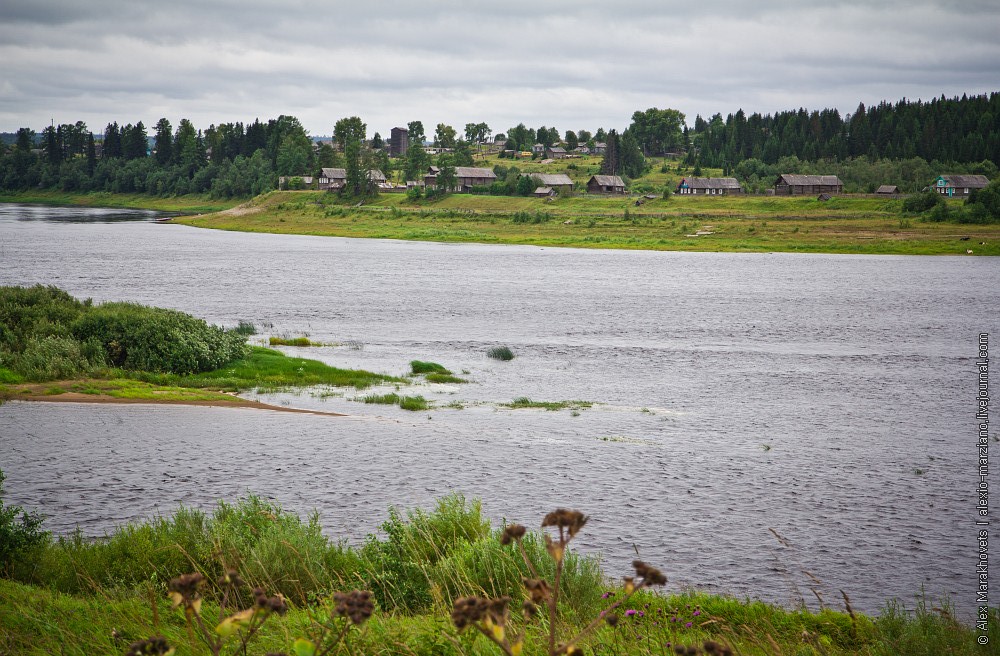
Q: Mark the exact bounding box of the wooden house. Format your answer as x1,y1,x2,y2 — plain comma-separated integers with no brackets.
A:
545,146,568,159
423,166,497,191
530,173,574,194
773,174,843,195
592,142,607,155
532,143,545,156
933,175,990,197
533,186,556,197
676,177,742,196
368,169,387,184
587,175,625,194
875,185,899,195
319,167,347,190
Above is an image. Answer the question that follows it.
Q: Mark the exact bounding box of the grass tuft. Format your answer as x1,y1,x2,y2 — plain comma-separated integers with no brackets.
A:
486,345,515,361
410,360,451,375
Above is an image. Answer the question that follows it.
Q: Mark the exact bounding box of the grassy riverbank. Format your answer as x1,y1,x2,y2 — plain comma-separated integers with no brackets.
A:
0,493,990,655
178,190,1000,255
0,286,400,408
0,189,240,214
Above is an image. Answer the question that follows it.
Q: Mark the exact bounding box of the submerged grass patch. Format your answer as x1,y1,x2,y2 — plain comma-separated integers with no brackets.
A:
487,345,515,361
425,372,468,384
502,397,593,411
363,392,401,405
269,335,319,347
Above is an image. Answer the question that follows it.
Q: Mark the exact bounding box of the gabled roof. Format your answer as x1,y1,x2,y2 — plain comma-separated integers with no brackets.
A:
939,174,990,187
776,174,842,186
530,173,574,186
321,168,347,179
454,167,496,179
680,177,741,189
534,186,554,195
589,175,625,187
368,169,386,182
546,146,567,153
876,185,899,193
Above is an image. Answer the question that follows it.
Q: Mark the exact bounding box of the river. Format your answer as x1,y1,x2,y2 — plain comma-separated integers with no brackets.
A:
0,202,997,617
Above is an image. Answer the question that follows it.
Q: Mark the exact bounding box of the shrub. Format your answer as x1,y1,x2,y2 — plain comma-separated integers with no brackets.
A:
6,335,102,381
901,190,943,213
0,470,49,577
71,302,249,374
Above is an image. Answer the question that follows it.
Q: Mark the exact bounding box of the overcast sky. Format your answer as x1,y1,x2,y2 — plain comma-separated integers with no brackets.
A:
2,0,998,138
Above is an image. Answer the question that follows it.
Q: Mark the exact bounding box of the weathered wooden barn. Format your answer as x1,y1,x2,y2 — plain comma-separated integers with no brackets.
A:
773,174,843,195
676,177,743,195
530,173,574,194
587,175,625,194
423,166,497,191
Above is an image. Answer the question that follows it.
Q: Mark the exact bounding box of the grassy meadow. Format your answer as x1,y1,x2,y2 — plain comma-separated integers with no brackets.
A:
177,189,1000,256
0,189,240,214
1,491,992,656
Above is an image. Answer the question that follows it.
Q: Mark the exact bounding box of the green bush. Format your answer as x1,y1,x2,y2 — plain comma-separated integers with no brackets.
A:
901,190,943,213
486,345,515,361
71,302,249,374
0,470,49,578
5,335,103,381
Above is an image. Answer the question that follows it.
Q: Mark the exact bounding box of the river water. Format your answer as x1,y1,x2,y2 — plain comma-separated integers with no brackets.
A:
0,203,997,617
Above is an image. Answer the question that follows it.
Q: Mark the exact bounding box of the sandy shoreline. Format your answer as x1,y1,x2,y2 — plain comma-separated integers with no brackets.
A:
5,391,345,417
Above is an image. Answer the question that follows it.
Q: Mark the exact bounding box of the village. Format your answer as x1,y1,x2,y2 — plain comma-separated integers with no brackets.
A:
277,126,992,201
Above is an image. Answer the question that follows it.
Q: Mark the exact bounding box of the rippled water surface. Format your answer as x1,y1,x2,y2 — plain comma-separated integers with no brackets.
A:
1,203,997,616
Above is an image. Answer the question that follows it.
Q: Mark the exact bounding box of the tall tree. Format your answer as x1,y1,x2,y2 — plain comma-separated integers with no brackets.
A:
334,116,367,196
629,107,685,155
154,118,173,165
434,123,457,148
407,121,426,147
102,122,122,159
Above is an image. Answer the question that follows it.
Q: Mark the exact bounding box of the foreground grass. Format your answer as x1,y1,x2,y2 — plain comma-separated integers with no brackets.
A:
0,347,402,403
176,190,1000,256
0,190,240,214
0,493,992,655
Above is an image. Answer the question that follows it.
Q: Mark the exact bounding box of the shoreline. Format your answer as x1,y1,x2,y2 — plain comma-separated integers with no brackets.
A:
4,388,345,417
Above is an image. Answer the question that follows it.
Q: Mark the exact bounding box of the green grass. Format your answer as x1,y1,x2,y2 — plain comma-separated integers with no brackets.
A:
175,190,1000,256
268,336,318,347
502,397,593,411
399,395,429,411
487,345,516,361
362,392,401,405
0,189,240,214
410,360,451,374
425,372,468,384
0,490,993,655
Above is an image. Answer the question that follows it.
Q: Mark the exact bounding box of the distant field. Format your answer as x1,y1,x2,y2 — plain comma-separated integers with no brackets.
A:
176,190,1000,256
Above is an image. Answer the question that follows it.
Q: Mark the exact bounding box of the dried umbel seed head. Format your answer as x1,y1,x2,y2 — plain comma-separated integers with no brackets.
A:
522,600,538,618
605,613,619,627
633,560,667,586
168,573,204,599
125,636,172,656
541,509,589,538
452,596,491,630
702,641,731,655
218,569,244,589
253,588,288,616
501,524,526,545
522,577,551,604
333,590,374,625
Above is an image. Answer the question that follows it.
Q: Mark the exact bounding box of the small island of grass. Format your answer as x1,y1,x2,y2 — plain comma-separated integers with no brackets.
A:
0,285,400,412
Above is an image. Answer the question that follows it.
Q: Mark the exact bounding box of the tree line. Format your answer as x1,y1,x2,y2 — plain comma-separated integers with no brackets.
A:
0,91,996,199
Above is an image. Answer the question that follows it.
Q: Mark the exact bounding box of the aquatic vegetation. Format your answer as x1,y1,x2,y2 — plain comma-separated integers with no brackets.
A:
362,392,401,405
426,373,468,384
487,346,515,361
503,398,592,411
268,335,317,347
410,360,451,374
399,395,429,411
234,321,257,336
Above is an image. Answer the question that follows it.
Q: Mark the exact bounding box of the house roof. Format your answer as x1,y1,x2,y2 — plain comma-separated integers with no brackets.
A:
321,168,347,179
531,173,574,186
368,169,387,182
589,175,625,187
876,185,899,193
546,146,567,153
534,187,554,195
940,174,990,187
776,174,842,186
455,167,496,179
680,177,741,190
